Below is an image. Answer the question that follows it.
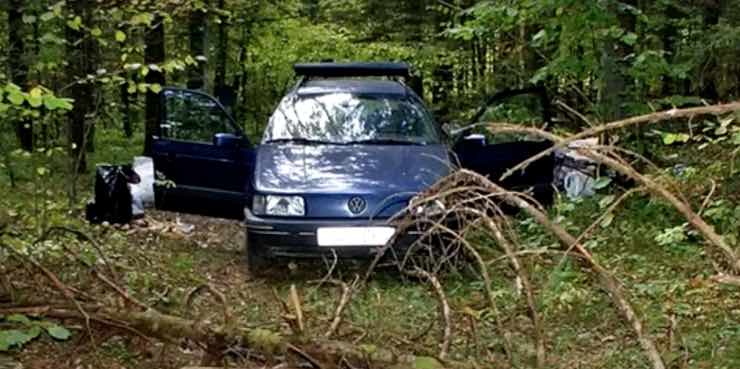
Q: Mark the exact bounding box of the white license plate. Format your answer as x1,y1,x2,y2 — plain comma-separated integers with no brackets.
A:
316,226,396,247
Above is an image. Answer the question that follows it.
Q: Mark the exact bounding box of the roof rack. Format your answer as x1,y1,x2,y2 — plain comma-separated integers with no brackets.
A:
293,62,410,78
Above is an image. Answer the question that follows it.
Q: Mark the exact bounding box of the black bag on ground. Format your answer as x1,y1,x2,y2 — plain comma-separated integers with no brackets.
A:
86,164,140,224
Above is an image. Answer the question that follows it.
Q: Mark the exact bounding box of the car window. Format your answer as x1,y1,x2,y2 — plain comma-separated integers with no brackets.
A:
162,90,236,143
263,93,440,144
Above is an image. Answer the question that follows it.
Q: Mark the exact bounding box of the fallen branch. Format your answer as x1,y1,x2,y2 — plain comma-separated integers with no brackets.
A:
324,276,359,339
411,170,666,369
485,218,545,369
498,101,740,181
489,125,740,274
710,274,740,287
405,268,452,360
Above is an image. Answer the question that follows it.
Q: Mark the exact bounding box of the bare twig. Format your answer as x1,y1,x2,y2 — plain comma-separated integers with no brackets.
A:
699,179,717,215
289,284,304,335
485,218,545,368
92,269,148,310
405,267,452,360
490,124,740,274
499,101,740,181
185,283,232,327
325,276,359,339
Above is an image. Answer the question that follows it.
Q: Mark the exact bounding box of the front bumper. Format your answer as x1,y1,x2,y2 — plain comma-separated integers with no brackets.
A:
244,208,422,258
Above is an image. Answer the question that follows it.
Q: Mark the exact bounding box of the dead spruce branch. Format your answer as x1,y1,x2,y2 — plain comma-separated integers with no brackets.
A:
392,170,666,369
499,101,740,181
489,124,740,274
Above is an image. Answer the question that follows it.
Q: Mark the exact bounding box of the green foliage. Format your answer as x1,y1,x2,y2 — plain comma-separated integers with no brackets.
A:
0,314,71,352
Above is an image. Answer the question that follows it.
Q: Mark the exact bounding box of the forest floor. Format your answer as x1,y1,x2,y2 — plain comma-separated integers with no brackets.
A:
2,133,740,368
5,202,740,369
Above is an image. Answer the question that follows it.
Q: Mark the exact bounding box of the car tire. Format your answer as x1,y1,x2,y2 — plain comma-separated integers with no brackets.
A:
246,234,267,276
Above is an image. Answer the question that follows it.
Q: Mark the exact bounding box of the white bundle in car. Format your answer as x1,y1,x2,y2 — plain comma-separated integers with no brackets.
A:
130,156,155,216
553,138,599,199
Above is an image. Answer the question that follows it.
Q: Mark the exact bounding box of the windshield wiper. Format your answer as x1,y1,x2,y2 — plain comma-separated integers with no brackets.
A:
264,138,337,145
345,138,425,145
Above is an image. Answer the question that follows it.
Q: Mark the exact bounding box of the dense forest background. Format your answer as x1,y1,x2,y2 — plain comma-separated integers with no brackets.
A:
2,2,740,368
1,0,739,189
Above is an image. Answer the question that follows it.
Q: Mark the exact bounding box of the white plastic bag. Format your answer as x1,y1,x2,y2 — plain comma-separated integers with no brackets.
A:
130,156,155,216
553,138,599,199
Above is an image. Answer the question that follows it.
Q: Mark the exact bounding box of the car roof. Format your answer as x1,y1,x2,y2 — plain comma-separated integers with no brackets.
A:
296,79,409,97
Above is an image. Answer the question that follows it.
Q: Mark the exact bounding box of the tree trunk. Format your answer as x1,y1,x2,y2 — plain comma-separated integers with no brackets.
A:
144,16,165,155
187,6,207,90
700,0,722,101
215,0,227,91
432,64,453,119
66,0,96,173
34,306,458,369
8,0,32,151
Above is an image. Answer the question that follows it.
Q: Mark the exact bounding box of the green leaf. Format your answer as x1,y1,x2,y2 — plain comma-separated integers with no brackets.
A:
0,327,41,351
413,356,444,369
40,12,55,22
732,132,740,145
131,13,154,26
45,325,71,340
115,30,127,42
22,14,37,24
592,177,612,190
27,87,43,108
7,90,25,106
5,314,30,325
36,167,48,176
43,96,74,111
90,27,102,37
67,16,82,31
149,83,162,94
622,32,638,46
598,195,615,209
600,212,615,228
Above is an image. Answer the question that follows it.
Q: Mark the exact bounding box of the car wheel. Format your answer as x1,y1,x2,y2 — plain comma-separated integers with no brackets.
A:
246,235,267,276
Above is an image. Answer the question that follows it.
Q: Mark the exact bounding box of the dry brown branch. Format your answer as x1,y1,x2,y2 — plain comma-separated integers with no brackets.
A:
324,276,359,339
404,267,452,360
499,101,740,181
36,226,119,283
484,218,545,368
92,269,148,310
489,124,740,274
567,187,645,256
272,288,301,336
289,284,304,335
186,283,232,327
416,170,666,369
699,179,717,215
709,274,740,287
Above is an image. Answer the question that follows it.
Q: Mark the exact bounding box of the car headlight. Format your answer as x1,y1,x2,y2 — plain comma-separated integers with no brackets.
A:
253,195,305,216
410,197,446,217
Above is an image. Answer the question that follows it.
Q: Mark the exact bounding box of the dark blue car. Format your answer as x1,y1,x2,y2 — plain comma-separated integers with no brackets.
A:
150,62,553,273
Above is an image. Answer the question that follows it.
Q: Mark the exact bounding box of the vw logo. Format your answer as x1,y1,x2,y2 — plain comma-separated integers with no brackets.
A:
347,196,367,215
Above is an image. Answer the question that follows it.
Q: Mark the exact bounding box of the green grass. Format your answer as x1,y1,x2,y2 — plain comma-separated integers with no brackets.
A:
3,127,740,368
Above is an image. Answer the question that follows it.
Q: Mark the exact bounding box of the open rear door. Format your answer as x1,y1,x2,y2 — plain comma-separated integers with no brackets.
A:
150,88,255,219
453,86,555,205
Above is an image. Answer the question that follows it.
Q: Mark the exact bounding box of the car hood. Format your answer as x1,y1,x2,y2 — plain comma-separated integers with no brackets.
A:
254,143,451,195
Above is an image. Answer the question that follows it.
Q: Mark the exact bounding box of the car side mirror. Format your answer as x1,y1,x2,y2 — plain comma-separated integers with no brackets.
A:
213,132,242,149
462,133,487,147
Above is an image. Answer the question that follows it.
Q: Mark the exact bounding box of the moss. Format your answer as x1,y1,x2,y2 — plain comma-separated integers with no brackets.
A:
245,328,284,355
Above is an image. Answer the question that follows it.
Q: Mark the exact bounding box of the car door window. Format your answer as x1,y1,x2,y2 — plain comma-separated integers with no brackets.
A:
162,89,236,143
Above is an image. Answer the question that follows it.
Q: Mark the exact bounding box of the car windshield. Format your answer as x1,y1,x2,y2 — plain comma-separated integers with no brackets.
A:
263,93,440,145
